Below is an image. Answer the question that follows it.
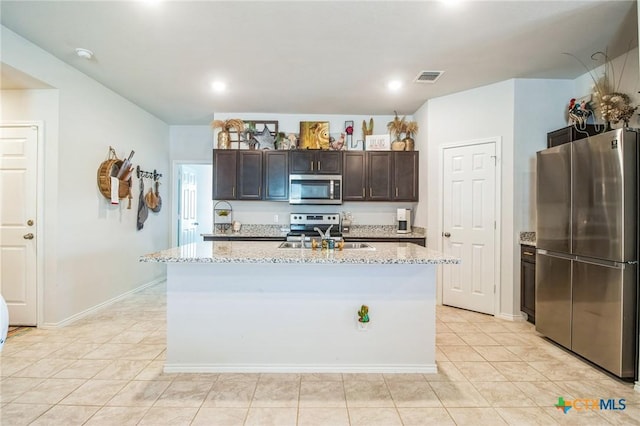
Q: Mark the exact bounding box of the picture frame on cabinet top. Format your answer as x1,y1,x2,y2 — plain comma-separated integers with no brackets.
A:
365,134,390,151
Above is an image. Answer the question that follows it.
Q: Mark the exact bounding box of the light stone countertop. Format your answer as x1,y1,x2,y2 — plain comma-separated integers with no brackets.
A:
201,225,426,240
519,231,536,247
140,241,457,265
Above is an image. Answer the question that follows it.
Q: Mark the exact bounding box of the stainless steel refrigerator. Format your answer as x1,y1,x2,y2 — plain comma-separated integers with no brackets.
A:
536,128,638,379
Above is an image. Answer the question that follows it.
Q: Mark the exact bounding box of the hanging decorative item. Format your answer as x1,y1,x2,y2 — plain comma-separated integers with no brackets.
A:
253,125,276,150
299,121,330,150
345,120,354,148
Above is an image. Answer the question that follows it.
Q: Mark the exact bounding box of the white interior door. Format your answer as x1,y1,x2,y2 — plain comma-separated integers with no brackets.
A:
0,126,38,325
178,166,198,245
442,141,497,315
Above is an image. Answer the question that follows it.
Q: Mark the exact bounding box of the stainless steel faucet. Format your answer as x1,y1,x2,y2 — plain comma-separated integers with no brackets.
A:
314,225,333,239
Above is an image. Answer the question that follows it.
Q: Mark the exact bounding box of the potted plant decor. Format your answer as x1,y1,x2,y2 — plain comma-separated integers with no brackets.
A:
211,118,245,149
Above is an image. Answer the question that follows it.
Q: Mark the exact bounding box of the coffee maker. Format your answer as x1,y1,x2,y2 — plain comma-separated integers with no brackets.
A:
396,208,412,234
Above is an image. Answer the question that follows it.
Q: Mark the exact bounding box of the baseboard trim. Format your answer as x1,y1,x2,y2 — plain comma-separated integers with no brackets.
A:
164,363,438,374
40,276,166,329
634,382,640,392
496,312,526,322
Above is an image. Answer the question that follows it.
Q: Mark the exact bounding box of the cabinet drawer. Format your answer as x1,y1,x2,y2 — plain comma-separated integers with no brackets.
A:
521,246,536,262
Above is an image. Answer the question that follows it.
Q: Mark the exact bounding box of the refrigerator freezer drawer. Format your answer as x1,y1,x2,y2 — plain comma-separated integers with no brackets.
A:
535,252,572,349
571,260,637,378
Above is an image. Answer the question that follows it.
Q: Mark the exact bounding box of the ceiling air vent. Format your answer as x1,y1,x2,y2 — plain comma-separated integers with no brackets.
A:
414,70,444,84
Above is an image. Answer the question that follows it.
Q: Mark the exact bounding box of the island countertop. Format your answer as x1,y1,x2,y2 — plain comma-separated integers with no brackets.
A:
140,241,458,265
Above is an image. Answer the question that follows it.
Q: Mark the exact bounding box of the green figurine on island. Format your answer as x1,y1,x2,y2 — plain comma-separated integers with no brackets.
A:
358,305,369,323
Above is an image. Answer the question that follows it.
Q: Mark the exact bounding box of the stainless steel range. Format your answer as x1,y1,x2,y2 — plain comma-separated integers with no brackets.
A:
287,213,342,242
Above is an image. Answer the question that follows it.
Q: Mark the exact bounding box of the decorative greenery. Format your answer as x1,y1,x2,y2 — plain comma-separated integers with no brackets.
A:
405,120,419,138
358,305,369,323
564,49,637,125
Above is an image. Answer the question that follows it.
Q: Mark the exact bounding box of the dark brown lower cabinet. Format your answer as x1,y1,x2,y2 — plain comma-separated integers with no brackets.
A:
521,245,536,324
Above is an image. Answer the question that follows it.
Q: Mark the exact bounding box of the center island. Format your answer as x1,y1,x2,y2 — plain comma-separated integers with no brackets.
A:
141,241,459,373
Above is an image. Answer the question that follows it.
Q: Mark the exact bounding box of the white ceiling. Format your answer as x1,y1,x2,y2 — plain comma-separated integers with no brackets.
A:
1,1,637,125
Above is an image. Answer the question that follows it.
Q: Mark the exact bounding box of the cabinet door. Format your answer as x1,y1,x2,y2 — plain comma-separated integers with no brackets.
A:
342,152,367,201
263,151,289,201
290,151,315,174
212,150,237,199
367,152,393,200
520,246,536,323
547,127,572,148
237,151,263,200
393,151,419,201
316,151,343,174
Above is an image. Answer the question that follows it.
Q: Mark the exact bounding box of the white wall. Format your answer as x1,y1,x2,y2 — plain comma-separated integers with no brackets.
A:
170,113,419,229
426,79,516,318
1,26,170,326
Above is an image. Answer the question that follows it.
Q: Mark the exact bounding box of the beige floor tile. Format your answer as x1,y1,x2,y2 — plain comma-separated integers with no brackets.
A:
11,342,67,359
106,380,170,406
424,361,467,382
176,372,219,381
202,379,257,408
93,359,150,380
447,407,508,425
251,380,300,408
244,407,297,426
387,380,441,407
0,377,44,403
348,407,403,426
138,406,198,425
85,405,149,425
439,345,485,361
397,407,456,425
429,381,490,408
594,380,640,405
82,343,135,360
108,330,148,344
473,322,513,334
14,378,85,404
216,373,260,382
442,322,482,333
299,380,346,407
153,379,212,408
514,381,577,407
435,347,450,361
120,344,165,360
496,406,560,425
59,379,128,405
436,332,467,346
491,333,534,346
597,403,640,425
471,382,538,407
301,373,342,381
342,373,385,382
505,345,562,362
134,360,178,381
541,405,613,425
383,373,426,382
297,407,350,426
191,407,248,426
12,358,74,378
474,345,522,362
457,332,501,346
454,361,508,382
259,373,301,382
0,357,36,376
491,361,549,381
0,402,51,425
344,380,394,407
53,359,113,379
29,404,100,425
436,321,454,333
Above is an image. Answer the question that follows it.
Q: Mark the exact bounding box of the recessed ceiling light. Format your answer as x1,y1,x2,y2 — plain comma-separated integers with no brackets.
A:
75,48,93,60
211,81,227,93
387,80,402,92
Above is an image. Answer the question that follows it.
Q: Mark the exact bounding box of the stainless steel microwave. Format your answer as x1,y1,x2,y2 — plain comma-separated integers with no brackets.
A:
289,174,342,205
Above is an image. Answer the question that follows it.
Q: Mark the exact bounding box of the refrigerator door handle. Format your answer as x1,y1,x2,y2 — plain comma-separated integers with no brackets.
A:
575,256,627,270
537,249,576,261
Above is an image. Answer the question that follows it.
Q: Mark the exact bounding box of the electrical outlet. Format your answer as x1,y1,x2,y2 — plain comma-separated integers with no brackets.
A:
274,214,279,223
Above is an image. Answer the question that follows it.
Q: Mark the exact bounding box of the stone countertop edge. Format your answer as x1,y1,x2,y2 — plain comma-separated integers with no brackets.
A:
202,225,426,239
140,241,457,265
519,231,536,247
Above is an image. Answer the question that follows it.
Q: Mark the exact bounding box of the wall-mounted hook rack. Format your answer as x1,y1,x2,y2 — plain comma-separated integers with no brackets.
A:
136,165,162,181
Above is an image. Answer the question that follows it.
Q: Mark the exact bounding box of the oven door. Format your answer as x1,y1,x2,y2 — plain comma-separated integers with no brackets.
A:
289,174,342,205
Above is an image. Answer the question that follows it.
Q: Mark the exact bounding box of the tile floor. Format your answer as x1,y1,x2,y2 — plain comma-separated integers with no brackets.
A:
2,282,640,425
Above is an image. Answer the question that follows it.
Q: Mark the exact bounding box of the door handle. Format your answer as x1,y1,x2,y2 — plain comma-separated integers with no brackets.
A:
23,233,34,240
194,222,199,225
442,232,451,238
317,161,321,171
310,161,314,171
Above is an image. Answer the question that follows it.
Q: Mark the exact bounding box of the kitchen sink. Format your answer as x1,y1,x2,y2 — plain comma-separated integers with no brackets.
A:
278,241,375,250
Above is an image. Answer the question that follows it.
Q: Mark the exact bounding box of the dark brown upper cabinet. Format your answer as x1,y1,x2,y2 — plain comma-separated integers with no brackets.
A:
342,152,367,201
212,150,237,200
290,151,342,174
263,151,289,201
393,151,419,201
237,151,263,200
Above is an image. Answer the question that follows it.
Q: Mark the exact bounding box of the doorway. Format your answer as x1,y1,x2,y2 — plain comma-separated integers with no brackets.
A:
173,162,212,246
440,139,500,315
0,125,39,325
